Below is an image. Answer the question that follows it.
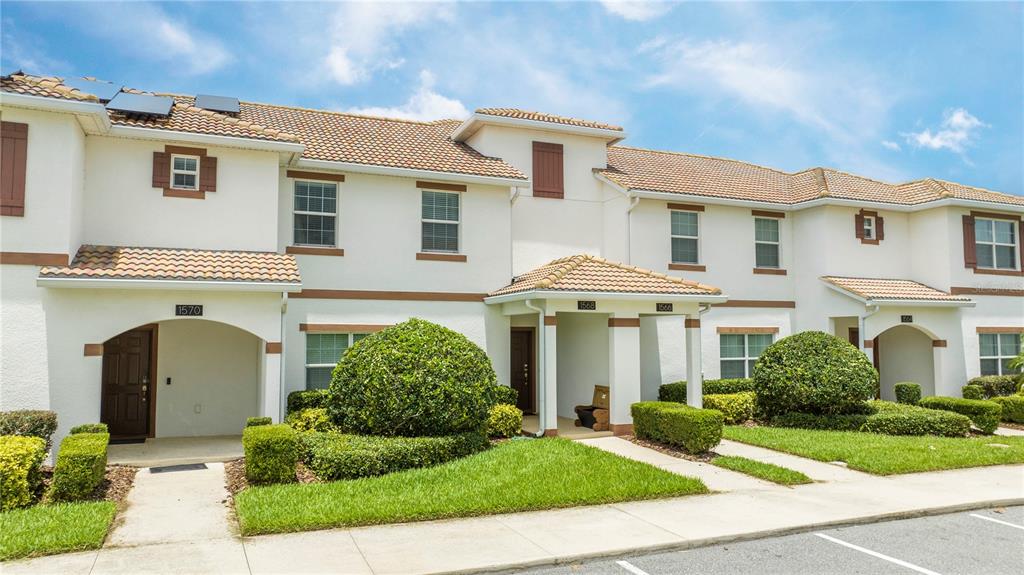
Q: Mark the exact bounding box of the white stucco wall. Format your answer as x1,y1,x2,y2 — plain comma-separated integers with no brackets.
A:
555,313,609,419
0,265,51,410
877,325,935,400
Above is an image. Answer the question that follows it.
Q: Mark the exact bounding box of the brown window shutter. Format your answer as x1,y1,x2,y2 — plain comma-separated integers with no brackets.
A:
152,152,170,188
200,156,217,192
1,121,28,217
532,141,564,199
854,212,864,239
876,215,885,240
962,214,976,268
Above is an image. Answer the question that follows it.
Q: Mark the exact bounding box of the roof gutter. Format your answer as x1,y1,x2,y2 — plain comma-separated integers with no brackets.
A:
108,125,306,154
0,91,112,131
37,277,303,292
484,290,729,305
295,158,529,188
451,113,627,144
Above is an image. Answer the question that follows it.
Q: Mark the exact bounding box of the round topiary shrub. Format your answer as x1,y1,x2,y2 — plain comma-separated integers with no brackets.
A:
327,318,497,437
753,331,878,417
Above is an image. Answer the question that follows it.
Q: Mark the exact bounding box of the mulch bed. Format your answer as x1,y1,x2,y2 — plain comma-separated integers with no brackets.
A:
224,458,317,499
999,422,1024,432
622,435,717,463
37,464,138,504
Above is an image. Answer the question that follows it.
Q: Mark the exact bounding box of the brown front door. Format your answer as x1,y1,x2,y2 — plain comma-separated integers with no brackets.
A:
510,328,536,414
101,328,153,437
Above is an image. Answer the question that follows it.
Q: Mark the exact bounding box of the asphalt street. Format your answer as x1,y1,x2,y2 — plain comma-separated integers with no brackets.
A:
516,506,1024,575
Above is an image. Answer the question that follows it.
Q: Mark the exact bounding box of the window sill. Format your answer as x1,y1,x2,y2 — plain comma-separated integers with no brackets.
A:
416,252,467,262
753,268,787,275
859,238,880,245
972,267,1024,276
163,188,205,199
669,263,706,272
286,246,345,257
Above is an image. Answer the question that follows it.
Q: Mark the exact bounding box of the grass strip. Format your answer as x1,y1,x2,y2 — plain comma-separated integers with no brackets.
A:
0,501,116,561
722,425,1024,475
235,437,707,535
711,455,812,485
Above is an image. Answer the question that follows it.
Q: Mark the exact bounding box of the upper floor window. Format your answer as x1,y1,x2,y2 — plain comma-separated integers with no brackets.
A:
979,332,1021,376
671,210,699,264
976,218,1018,270
754,217,781,268
294,180,337,247
171,155,199,190
532,141,564,199
422,190,460,253
305,333,367,389
863,216,875,239
720,333,773,378
855,209,885,244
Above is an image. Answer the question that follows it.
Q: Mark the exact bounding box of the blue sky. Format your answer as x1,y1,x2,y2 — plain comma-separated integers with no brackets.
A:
3,1,1021,194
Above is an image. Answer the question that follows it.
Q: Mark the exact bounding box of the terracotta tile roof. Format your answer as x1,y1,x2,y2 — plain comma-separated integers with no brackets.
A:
111,94,301,143
0,72,99,102
39,245,301,284
490,254,721,297
821,276,972,303
602,146,1024,207
475,108,624,132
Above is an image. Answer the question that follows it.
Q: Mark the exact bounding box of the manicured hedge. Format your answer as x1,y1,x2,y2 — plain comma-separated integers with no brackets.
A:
243,424,298,484
0,410,58,451
992,395,1024,424
772,400,970,437
327,319,496,436
919,396,1002,434
49,433,109,502
70,423,108,435
246,417,272,427
702,392,755,424
968,375,1019,398
489,386,519,407
486,404,523,438
287,390,329,415
962,385,984,400
894,383,921,405
657,378,755,403
631,401,723,453
285,408,334,433
306,432,489,480
0,435,46,511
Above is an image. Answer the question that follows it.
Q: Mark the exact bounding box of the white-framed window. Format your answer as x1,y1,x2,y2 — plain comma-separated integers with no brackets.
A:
294,180,338,247
863,216,876,240
980,332,1022,376
754,217,781,268
171,155,199,190
720,333,773,378
421,190,460,253
671,210,699,264
305,333,368,389
975,218,1019,270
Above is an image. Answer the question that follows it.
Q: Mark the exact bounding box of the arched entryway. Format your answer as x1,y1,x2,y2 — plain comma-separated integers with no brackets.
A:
876,325,936,400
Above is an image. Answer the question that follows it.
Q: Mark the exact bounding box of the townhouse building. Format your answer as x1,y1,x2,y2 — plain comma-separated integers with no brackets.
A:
1,72,1021,446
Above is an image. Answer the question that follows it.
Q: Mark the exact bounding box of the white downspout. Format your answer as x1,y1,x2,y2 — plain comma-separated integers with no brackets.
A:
279,292,288,423
510,186,521,281
625,193,640,264
524,298,546,438
859,304,880,355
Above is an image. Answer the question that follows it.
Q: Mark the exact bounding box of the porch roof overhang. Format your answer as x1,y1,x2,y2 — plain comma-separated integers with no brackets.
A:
821,276,975,308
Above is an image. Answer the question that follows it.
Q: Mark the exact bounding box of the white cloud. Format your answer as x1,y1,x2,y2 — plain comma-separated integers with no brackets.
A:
903,108,987,154
881,140,901,151
344,70,469,121
600,1,672,22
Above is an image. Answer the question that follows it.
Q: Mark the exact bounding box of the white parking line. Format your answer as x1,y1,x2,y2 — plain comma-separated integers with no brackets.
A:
969,513,1024,530
814,533,942,575
616,560,652,575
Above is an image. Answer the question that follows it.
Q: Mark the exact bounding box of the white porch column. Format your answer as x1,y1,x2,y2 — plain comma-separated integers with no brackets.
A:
261,342,282,422
932,339,949,397
685,316,703,408
608,313,642,435
542,315,558,436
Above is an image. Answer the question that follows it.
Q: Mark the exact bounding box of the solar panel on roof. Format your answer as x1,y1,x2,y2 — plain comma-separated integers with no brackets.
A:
105,92,174,117
194,94,240,114
62,77,122,102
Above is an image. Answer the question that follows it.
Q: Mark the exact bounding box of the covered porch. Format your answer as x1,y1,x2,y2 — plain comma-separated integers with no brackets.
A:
488,255,727,437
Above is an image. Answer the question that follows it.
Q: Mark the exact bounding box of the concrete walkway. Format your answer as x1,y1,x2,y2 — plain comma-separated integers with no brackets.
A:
108,436,242,467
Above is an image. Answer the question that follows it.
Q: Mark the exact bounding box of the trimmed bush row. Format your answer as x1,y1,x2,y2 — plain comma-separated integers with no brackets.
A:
702,392,756,424
992,396,1024,423
919,396,1002,434
631,401,723,453
489,386,519,408
49,432,109,502
771,400,971,438
967,375,1019,398
246,417,272,427
287,389,329,415
657,378,755,403
70,423,108,434
305,431,489,480
0,410,58,450
894,382,921,405
285,408,334,433
962,385,985,400
486,404,523,438
0,435,46,511
243,424,298,484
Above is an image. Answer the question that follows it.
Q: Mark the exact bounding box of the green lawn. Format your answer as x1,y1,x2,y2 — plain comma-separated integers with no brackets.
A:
722,425,1024,475
0,501,116,561
711,455,812,485
236,437,707,535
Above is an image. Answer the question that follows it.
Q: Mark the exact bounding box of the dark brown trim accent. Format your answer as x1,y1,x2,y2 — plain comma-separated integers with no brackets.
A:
860,238,880,245
416,180,466,192
950,287,1024,297
543,429,559,437
83,344,104,356
970,210,1022,221
669,263,706,272
684,319,701,328
972,268,1024,277
977,326,1024,334
717,327,779,334
163,188,205,199
416,252,468,262
165,145,207,157
716,299,796,308
287,170,345,182
611,423,634,436
533,141,564,199
544,315,558,326
863,339,874,348
286,246,345,257
931,340,947,348
753,268,788,275
752,209,786,218
265,342,282,354
0,252,68,266
667,202,705,212
1,121,28,217
291,289,485,302
608,318,641,328
300,323,391,333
